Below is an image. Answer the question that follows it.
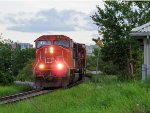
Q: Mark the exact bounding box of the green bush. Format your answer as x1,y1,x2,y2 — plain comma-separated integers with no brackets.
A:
86,55,97,71
134,50,143,80
102,61,118,75
144,76,150,85
0,39,36,84
12,48,36,76
16,59,35,81
0,71,14,85
87,65,96,71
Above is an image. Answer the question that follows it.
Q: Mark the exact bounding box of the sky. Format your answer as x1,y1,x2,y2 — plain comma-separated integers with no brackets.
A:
0,0,104,45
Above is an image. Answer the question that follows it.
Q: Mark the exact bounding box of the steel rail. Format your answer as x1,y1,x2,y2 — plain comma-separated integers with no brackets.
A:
0,89,52,105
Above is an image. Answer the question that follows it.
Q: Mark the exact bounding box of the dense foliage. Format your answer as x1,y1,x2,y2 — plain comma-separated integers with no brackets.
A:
17,59,35,81
92,1,149,79
0,41,14,85
86,48,104,71
11,48,35,76
0,39,35,85
86,55,97,71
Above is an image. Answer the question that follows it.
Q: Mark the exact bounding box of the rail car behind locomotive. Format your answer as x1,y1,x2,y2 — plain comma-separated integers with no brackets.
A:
33,35,86,87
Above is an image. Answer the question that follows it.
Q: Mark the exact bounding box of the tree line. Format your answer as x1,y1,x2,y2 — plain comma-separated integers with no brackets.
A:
0,39,35,85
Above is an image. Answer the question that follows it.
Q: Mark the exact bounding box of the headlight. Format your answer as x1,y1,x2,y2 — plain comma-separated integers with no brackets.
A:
49,47,54,53
56,63,64,70
39,64,45,69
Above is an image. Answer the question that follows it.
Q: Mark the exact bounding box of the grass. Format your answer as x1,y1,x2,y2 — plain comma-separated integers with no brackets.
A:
87,65,96,71
0,75,150,113
0,84,32,97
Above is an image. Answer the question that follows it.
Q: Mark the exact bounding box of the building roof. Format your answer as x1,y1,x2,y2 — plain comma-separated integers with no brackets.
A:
130,22,150,37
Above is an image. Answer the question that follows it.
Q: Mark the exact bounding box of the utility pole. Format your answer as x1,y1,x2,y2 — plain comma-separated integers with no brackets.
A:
96,48,100,77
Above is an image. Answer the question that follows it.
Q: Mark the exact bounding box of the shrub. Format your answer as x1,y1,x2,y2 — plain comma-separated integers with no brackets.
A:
144,75,150,84
0,71,14,85
86,55,97,71
12,48,36,76
16,59,35,81
87,65,96,71
102,61,118,75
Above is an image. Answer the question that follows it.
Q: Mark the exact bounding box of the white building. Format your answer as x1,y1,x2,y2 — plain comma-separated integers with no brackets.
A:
86,45,99,55
130,22,150,75
18,43,33,49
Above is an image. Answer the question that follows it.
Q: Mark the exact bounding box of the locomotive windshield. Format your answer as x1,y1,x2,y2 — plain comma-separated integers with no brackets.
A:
36,40,51,48
54,40,69,48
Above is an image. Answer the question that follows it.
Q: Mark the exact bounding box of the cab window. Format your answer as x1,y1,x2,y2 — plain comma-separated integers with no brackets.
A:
36,40,51,48
54,40,69,48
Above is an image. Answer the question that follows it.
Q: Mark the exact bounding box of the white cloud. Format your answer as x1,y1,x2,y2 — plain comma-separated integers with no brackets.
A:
0,0,104,14
3,9,97,32
0,0,103,44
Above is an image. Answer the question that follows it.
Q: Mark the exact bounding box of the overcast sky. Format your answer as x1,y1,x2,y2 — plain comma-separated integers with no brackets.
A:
0,0,104,45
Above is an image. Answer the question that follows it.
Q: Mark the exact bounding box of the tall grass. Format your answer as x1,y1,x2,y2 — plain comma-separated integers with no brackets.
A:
0,85,32,97
0,75,150,113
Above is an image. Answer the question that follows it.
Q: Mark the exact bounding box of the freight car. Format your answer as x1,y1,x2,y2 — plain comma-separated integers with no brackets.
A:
33,35,86,87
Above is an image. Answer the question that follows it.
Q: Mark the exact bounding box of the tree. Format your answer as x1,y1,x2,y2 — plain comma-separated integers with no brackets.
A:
0,37,36,84
11,48,35,76
0,40,14,84
91,1,150,80
17,59,35,81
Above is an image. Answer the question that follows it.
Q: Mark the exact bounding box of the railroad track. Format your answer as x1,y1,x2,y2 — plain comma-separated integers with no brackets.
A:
0,89,52,105
0,78,87,105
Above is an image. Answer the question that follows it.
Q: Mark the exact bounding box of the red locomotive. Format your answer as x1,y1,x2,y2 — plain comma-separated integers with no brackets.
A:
33,35,86,87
